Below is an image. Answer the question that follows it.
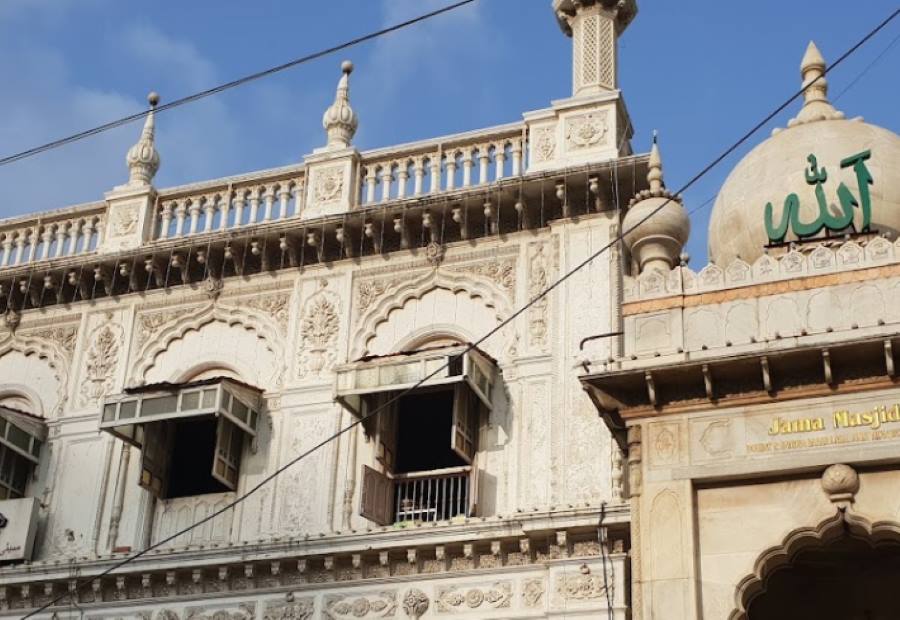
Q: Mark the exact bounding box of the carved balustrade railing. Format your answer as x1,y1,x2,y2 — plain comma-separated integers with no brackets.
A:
153,172,306,242
0,205,105,269
358,123,526,206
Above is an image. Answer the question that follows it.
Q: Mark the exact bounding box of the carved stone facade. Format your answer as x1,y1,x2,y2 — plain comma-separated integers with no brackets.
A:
0,3,636,619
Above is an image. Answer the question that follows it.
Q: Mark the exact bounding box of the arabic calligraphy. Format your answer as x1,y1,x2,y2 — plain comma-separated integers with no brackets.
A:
765,150,874,244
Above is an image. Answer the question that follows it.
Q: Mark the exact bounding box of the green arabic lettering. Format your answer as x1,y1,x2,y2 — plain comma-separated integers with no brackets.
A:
764,151,875,244
838,150,874,233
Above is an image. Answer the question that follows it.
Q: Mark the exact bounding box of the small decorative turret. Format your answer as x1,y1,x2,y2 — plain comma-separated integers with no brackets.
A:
788,41,845,127
126,92,161,187
622,134,690,274
322,61,358,150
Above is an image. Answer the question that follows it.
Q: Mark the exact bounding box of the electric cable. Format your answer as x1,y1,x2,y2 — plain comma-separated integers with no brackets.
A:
23,7,900,617
0,0,477,168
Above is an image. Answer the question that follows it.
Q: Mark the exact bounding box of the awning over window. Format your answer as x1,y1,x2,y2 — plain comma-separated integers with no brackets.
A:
0,407,46,465
334,344,498,417
99,377,262,449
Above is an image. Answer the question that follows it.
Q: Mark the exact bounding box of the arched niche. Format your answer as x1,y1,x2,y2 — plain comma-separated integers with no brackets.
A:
0,340,67,417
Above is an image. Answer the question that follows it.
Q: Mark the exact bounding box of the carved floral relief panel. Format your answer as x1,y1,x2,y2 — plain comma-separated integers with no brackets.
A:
323,590,398,619
435,581,512,613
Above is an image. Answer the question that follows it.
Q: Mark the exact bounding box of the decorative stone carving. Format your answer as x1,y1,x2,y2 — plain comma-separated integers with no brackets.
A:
698,419,732,458
447,257,516,293
28,325,78,357
425,241,445,268
137,308,183,348
324,591,397,619
565,111,608,150
79,324,120,407
4,309,21,332
555,573,607,601
435,581,512,612
532,126,556,163
263,598,315,620
297,293,340,379
239,293,290,333
111,203,140,236
401,589,429,619
314,166,345,205
522,578,545,607
204,277,224,300
357,278,403,314
156,610,180,620
185,603,255,620
527,240,556,349
821,463,859,506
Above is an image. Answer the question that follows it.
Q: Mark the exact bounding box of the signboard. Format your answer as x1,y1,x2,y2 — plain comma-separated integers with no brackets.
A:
0,497,39,562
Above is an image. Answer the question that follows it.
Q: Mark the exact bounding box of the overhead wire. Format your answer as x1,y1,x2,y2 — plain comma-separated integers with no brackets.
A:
23,6,900,618
0,0,478,169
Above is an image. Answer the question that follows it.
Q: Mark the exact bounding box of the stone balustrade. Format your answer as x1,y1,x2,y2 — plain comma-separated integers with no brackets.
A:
358,123,525,206
154,175,305,241
0,206,105,268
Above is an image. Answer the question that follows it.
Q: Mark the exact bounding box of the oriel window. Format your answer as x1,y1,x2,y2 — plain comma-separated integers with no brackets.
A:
99,378,261,499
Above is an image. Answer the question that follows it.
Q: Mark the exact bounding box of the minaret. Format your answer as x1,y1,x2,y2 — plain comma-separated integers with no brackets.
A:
553,0,637,97
125,92,161,187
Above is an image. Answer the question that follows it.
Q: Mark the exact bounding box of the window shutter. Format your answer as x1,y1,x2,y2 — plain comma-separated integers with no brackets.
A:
139,422,172,499
211,415,243,491
450,386,477,464
468,453,479,517
375,398,397,471
359,465,394,526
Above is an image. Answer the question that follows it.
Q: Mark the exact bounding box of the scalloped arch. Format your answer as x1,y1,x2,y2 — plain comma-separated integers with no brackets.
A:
131,303,285,387
0,336,70,417
729,510,900,620
351,269,515,359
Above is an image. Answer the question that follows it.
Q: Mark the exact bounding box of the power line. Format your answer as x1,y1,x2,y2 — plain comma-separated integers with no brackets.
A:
24,7,900,618
834,30,900,102
0,0,477,168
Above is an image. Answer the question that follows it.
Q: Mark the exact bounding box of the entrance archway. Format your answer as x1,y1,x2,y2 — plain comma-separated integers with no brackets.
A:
745,530,900,620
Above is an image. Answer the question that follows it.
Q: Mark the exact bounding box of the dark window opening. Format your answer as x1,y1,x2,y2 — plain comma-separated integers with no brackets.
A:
165,418,230,499
395,390,467,474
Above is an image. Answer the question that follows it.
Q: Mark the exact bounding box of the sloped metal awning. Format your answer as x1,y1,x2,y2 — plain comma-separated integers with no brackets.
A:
99,377,262,449
334,344,498,417
0,406,46,465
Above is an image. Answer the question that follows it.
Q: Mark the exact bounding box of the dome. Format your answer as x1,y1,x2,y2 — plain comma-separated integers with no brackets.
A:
708,43,900,266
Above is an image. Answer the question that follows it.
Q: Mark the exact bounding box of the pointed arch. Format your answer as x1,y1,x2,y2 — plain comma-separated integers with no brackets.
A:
0,335,70,417
351,268,515,360
130,303,285,389
730,510,900,620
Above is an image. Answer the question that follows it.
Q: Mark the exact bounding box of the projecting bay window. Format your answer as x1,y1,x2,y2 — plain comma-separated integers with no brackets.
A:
0,407,45,500
335,344,497,526
99,378,261,499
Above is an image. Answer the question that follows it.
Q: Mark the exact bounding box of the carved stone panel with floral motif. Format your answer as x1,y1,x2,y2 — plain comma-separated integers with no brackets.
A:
323,590,397,619
435,581,512,613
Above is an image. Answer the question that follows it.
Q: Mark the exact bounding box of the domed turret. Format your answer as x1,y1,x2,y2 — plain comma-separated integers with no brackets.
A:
125,92,161,187
322,61,358,150
622,135,690,274
708,42,900,265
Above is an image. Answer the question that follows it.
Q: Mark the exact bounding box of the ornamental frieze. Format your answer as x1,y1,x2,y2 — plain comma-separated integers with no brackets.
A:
435,581,512,613
23,324,79,357
262,598,315,620
323,590,397,619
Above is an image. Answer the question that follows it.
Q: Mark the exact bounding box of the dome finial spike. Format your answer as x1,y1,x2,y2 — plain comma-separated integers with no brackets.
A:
126,91,161,187
648,131,664,194
322,60,358,149
790,40,844,126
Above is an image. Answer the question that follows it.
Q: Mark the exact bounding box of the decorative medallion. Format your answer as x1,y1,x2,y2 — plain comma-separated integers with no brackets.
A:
566,112,608,150
314,166,345,204
425,241,445,268
401,589,429,619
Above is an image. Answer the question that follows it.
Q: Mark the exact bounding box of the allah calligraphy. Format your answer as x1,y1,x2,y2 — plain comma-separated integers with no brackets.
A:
764,150,874,244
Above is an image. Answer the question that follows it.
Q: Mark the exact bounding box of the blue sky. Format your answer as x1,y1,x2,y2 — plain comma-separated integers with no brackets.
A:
0,0,897,263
